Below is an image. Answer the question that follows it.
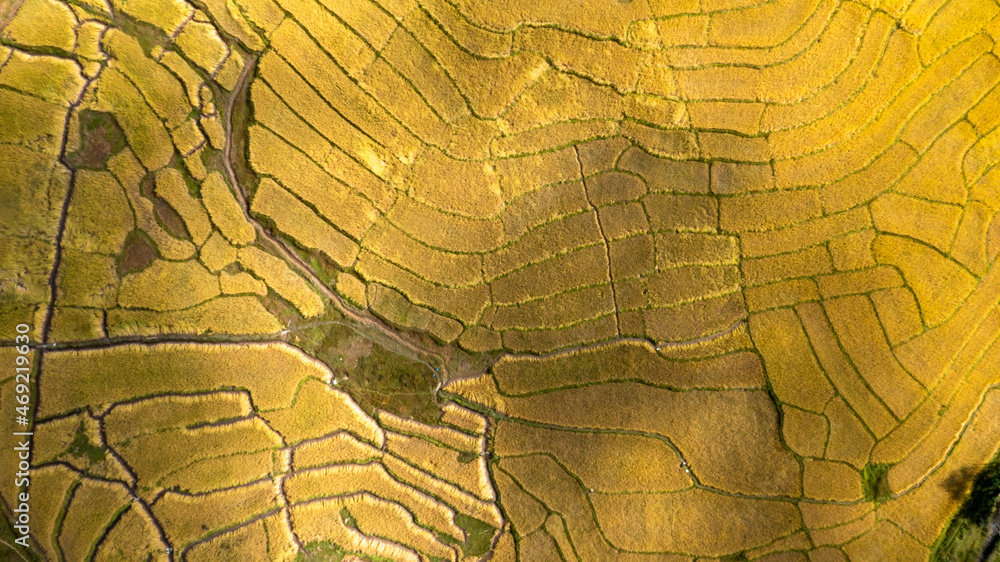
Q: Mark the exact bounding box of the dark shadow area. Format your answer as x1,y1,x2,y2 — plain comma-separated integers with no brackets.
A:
933,456,1000,561
944,466,982,502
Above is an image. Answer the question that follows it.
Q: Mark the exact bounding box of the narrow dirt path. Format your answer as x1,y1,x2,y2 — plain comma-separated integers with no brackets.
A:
221,53,457,383
0,0,26,33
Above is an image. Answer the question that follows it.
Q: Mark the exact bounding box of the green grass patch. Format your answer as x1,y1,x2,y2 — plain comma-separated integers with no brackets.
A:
67,420,106,464
339,506,357,530
124,21,171,57
344,342,440,426
455,513,496,558
294,541,395,562
229,58,259,197
278,235,338,288
295,541,346,561
0,504,43,561
436,530,461,546
174,153,201,198
862,463,892,502
286,308,441,425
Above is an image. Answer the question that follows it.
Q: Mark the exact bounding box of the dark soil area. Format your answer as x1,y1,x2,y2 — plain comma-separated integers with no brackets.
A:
118,231,158,276
66,110,126,170
138,175,191,239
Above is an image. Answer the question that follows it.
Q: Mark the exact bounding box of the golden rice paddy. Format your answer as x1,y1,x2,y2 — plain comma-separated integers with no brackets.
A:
4,0,1000,558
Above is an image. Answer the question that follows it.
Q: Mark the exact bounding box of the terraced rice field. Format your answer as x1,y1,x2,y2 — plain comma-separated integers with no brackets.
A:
2,0,1000,559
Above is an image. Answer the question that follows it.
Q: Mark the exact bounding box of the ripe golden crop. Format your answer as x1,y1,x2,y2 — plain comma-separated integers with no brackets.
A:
345,493,456,561
285,463,462,539
25,465,79,561
252,178,358,267
385,431,490,500
118,259,220,311
185,519,269,561
92,504,169,560
202,172,257,246
4,0,1000,557
174,21,229,74
292,432,381,470
261,378,384,445
102,30,190,129
251,81,331,163
108,296,282,336
49,306,104,341
151,481,277,548
0,88,67,156
40,343,330,417
1,0,75,52
63,171,134,255
97,68,174,172
495,421,691,493
356,251,489,325
0,49,84,105
155,168,212,244
118,417,282,487
105,391,252,443
59,478,133,561
238,246,323,317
